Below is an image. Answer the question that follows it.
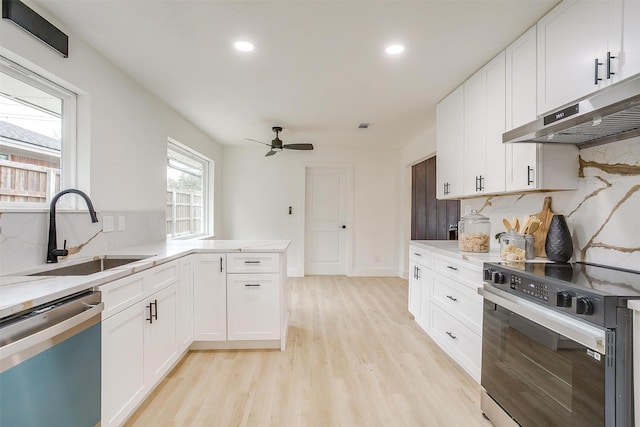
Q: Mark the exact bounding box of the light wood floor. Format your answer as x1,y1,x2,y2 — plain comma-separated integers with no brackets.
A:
125,276,492,427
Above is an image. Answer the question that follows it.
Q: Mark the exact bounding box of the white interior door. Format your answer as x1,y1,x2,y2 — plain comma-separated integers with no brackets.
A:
305,167,347,275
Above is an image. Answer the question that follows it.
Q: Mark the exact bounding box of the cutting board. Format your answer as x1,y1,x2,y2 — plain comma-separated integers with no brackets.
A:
531,196,556,257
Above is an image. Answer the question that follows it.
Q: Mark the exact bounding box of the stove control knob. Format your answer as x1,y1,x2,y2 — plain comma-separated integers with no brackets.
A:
556,291,572,308
483,269,493,281
575,297,594,315
493,272,505,284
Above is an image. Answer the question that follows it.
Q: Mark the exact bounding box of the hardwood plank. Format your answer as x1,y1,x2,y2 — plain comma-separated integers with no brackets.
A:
125,276,491,427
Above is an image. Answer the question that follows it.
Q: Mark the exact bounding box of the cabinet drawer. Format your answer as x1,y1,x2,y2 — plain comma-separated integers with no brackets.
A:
227,273,280,340
432,254,481,289
100,274,145,319
430,303,481,382
145,260,179,293
226,253,280,273
431,272,483,335
409,246,432,266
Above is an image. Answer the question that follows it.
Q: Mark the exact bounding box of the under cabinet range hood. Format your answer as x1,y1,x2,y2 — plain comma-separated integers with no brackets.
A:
503,75,640,148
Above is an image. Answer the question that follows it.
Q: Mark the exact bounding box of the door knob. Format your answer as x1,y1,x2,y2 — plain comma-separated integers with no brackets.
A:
341,225,346,229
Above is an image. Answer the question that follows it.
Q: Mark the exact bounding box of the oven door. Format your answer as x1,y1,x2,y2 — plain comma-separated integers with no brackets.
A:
479,284,614,427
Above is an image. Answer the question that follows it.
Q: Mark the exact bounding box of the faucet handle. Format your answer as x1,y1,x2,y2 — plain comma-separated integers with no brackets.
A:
63,240,67,250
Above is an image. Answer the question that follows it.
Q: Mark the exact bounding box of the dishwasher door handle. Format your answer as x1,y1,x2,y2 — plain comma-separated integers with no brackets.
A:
0,301,103,373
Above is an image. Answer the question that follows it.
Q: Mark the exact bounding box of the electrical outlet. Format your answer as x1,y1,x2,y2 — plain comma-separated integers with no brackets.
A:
102,215,114,232
118,215,126,231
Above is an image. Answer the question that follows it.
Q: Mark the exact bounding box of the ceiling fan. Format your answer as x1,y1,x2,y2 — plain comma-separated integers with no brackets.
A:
245,126,314,157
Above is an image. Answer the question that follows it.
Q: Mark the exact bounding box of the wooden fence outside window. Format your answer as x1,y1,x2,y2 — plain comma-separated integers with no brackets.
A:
166,189,203,237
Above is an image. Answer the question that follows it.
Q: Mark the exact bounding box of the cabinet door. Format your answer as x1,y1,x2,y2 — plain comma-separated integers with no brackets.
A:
436,85,464,198
144,284,178,387
617,0,640,82
506,26,539,192
193,254,227,341
483,52,506,194
227,273,280,340
101,303,146,427
178,255,194,351
408,261,421,317
537,0,610,114
417,266,431,332
463,68,486,195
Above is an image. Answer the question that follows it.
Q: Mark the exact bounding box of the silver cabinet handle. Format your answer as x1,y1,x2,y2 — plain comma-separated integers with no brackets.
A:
446,265,458,271
244,284,261,287
413,252,422,256
446,331,457,340
244,260,261,264
446,295,458,302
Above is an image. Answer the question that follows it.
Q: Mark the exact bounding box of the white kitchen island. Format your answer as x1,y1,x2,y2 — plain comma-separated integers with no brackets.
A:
0,239,290,427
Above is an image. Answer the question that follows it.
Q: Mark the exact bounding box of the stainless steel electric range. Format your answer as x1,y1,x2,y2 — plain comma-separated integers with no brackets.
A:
478,261,640,427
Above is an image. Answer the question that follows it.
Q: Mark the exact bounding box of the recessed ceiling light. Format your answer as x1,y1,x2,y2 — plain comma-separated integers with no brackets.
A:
385,44,405,55
234,41,255,52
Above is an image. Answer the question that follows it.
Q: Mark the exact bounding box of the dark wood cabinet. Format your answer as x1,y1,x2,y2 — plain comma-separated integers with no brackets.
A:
411,157,459,240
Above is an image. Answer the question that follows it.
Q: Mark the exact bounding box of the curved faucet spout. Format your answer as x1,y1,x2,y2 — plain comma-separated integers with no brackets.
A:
47,189,99,263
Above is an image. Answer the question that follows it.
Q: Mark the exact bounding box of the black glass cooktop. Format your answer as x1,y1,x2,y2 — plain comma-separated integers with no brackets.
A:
486,261,640,297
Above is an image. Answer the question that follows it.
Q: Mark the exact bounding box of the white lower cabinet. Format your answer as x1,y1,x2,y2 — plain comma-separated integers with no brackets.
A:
177,255,194,350
408,245,432,331
100,261,181,427
227,273,280,340
143,284,179,387
193,254,227,341
102,300,145,427
192,252,288,350
408,244,483,383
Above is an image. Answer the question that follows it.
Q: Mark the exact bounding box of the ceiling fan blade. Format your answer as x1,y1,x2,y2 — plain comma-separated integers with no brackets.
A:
245,137,272,147
265,150,277,157
283,143,314,150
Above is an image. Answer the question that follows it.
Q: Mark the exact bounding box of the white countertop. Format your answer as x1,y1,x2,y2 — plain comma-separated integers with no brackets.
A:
629,300,640,311
0,239,290,319
410,240,553,268
410,240,502,267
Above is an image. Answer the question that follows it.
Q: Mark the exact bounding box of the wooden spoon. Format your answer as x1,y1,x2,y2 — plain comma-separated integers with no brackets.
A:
502,218,513,231
527,221,539,234
513,217,520,233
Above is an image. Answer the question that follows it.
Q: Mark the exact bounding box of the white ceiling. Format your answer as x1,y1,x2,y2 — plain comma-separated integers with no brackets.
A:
35,0,559,151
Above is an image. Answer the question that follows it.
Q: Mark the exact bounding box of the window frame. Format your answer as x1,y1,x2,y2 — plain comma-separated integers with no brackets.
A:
0,56,77,211
166,138,212,239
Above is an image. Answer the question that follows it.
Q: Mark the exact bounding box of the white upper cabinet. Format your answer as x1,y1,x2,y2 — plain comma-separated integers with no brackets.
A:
537,0,638,115
505,26,579,193
619,0,640,82
463,52,506,196
436,85,464,199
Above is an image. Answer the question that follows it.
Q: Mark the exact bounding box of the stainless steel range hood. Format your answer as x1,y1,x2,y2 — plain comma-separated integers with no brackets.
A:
503,75,640,148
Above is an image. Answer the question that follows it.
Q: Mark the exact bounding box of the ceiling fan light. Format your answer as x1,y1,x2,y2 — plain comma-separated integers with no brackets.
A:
385,44,405,55
234,41,254,52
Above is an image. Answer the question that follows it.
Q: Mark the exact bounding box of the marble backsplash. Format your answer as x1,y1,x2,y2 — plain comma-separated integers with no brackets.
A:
0,210,165,274
462,137,640,272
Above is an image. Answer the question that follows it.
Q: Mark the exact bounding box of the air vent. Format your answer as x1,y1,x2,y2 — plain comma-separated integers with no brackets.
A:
358,123,371,129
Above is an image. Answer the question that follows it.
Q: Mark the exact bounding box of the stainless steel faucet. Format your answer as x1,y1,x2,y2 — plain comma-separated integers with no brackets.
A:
47,189,99,263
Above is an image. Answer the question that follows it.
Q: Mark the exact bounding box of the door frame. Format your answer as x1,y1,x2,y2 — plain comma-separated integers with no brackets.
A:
299,162,354,276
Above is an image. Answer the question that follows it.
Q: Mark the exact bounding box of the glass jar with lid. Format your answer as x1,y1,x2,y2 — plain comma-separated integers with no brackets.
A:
458,210,491,253
500,231,527,261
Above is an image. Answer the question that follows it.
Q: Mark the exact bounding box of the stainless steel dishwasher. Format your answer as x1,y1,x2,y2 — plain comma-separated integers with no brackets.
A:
0,290,103,427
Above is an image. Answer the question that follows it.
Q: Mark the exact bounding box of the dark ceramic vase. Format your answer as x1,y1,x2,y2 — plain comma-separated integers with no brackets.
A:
545,214,573,263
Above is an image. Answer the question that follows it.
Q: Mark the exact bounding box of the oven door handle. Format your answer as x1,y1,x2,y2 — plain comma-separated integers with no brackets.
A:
478,284,609,355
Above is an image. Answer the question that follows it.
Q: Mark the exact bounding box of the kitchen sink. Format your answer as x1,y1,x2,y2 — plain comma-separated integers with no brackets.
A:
28,256,150,276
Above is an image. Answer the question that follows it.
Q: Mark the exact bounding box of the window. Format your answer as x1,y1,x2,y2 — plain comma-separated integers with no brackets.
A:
0,56,77,208
166,140,211,238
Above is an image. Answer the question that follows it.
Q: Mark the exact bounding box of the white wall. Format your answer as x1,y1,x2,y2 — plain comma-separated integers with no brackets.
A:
0,2,224,271
222,145,401,277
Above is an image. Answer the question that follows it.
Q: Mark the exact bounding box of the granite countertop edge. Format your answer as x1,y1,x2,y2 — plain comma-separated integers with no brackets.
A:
0,239,290,319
